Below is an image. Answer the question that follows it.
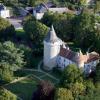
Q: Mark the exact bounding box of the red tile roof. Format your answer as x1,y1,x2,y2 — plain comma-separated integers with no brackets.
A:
86,53,100,63
59,46,100,64
59,46,76,62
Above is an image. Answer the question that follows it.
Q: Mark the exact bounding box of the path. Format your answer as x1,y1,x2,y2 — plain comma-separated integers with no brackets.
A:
23,68,59,82
38,60,59,82
2,60,60,100
7,17,23,29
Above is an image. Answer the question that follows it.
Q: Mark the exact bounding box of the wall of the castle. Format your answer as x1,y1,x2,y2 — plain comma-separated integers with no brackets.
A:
57,56,75,70
57,55,99,74
44,41,62,70
84,60,99,74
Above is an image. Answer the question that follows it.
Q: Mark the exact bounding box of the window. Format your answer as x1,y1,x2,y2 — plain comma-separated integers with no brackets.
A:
59,57,61,61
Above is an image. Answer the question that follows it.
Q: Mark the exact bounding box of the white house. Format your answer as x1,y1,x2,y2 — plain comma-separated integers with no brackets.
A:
33,3,76,20
0,4,10,18
43,26,100,74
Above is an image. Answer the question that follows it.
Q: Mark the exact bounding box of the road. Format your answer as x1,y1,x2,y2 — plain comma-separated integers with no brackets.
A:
7,17,23,30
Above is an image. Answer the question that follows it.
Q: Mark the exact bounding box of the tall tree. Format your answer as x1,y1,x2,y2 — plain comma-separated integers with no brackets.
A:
0,41,25,82
32,80,55,100
42,12,75,41
23,15,48,55
73,12,95,48
0,87,17,100
94,63,100,82
55,88,74,100
60,64,83,86
0,17,15,41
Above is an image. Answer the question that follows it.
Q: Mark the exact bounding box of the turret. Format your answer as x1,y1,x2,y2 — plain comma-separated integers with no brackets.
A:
75,50,84,68
43,25,62,70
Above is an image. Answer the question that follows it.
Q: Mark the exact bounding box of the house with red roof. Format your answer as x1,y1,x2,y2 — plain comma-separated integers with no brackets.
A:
43,25,100,74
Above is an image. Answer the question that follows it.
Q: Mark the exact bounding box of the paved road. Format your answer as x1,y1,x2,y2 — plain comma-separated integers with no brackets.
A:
7,17,23,30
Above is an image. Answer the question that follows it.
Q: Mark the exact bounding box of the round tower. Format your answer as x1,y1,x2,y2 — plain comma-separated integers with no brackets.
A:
43,25,62,70
75,50,84,68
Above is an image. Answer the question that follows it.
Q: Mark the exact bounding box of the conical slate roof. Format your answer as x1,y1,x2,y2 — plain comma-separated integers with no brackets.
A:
44,25,60,43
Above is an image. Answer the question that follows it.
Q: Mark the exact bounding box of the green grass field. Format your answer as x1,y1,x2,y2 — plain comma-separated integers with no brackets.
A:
5,76,38,100
5,68,59,100
16,29,27,38
15,70,45,77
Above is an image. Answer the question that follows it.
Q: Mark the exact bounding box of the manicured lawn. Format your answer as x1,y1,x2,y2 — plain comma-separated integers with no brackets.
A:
16,29,27,39
5,77,38,100
48,71,62,79
15,70,45,77
31,57,42,69
16,29,25,35
32,70,45,77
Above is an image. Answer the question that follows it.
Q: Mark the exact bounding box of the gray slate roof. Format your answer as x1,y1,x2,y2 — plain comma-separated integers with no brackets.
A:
0,4,5,11
44,25,60,43
34,3,47,13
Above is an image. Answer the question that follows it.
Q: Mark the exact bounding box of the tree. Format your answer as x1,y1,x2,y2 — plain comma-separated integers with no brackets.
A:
55,88,74,100
94,1,100,13
0,87,17,100
23,15,48,55
32,80,55,100
69,82,85,98
94,27,100,53
18,44,32,67
73,12,95,48
77,79,97,100
60,64,83,87
0,17,15,41
84,79,95,95
27,0,48,6
0,41,25,82
59,64,85,99
42,12,75,41
94,63,100,82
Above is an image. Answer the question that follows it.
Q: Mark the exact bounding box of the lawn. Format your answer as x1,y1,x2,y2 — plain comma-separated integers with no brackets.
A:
31,57,42,69
4,76,38,100
15,69,45,77
48,71,62,79
16,29,26,38
4,65,60,100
